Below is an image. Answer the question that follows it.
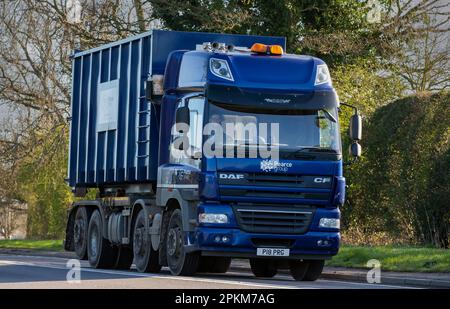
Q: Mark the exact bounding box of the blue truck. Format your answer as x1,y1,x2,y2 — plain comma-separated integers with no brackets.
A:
64,30,362,280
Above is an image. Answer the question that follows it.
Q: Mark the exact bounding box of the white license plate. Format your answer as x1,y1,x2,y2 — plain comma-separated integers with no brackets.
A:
256,248,290,257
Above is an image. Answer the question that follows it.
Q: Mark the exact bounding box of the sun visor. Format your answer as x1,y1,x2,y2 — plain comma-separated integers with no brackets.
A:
206,84,339,110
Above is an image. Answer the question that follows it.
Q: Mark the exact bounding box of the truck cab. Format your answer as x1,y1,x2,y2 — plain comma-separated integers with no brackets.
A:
64,31,361,281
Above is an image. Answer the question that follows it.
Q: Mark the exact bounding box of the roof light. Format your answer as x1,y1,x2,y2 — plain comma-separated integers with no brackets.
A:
269,45,284,55
315,64,331,85
251,43,268,54
251,43,284,55
210,58,234,81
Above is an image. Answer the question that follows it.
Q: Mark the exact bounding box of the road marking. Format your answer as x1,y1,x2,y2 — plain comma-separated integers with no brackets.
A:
0,254,420,289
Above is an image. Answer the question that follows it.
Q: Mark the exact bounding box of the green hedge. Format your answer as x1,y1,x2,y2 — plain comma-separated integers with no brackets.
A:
344,92,450,248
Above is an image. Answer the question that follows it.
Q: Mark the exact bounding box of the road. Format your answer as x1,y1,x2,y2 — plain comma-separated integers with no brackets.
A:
0,254,418,289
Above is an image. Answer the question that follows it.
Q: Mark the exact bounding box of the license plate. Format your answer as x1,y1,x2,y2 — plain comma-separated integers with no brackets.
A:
256,248,290,257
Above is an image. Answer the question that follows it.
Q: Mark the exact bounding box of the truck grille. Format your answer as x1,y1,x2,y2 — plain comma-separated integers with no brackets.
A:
219,172,333,188
218,172,332,203
233,205,314,234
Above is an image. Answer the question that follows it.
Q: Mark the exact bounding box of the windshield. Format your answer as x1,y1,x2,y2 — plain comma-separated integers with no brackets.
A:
206,102,341,158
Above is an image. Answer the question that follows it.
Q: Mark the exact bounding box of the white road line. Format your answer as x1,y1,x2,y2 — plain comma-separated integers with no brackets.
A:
0,254,419,289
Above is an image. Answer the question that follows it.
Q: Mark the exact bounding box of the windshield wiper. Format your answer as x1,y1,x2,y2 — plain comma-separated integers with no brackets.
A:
237,142,288,147
321,109,337,123
294,147,339,153
287,147,340,160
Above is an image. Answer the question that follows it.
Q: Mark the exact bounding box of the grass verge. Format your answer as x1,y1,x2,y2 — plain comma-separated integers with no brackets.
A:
0,239,63,251
326,245,450,273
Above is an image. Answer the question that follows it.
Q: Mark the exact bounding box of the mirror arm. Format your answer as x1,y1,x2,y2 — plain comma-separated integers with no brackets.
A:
344,156,359,166
340,102,359,114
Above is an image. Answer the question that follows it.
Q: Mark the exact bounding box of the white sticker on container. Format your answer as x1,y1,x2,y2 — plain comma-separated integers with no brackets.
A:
97,79,119,132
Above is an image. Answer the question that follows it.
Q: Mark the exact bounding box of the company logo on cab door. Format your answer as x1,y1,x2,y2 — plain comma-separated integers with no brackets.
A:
260,160,292,172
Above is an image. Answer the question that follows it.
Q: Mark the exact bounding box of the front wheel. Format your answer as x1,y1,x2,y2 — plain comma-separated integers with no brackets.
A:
198,257,231,273
250,259,277,278
289,260,309,281
166,209,199,276
303,260,324,281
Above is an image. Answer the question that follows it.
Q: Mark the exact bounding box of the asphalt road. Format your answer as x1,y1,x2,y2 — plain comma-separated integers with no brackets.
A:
0,254,418,289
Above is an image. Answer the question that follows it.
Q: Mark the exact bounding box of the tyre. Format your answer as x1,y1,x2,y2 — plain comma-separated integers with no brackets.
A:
289,260,309,281
166,209,199,276
73,207,88,260
114,246,133,270
198,257,231,273
250,259,277,278
303,260,324,281
87,210,116,268
133,209,161,273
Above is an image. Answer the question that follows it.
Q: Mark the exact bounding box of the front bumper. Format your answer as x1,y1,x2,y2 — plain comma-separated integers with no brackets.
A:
187,227,340,260
186,202,341,260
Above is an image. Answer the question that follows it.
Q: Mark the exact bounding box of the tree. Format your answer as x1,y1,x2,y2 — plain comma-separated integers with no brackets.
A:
378,1,450,92
0,0,156,238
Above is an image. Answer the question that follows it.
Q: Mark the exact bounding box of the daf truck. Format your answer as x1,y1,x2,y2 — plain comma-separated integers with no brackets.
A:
64,30,362,281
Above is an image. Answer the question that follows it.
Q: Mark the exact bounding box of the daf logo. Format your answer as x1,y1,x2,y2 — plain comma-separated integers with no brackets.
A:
314,177,331,183
264,98,291,104
219,173,245,180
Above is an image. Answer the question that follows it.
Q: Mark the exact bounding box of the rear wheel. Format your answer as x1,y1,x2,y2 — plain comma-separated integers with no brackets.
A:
250,259,277,278
198,257,231,273
133,209,161,273
289,260,309,281
166,209,199,276
87,210,116,268
73,207,88,260
303,260,324,281
114,246,134,270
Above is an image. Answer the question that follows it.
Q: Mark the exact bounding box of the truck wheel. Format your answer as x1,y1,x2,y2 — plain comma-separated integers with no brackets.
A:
289,260,309,281
73,207,88,260
87,210,116,268
166,209,199,276
250,259,277,278
198,257,231,273
114,246,133,270
133,209,161,273
303,260,324,281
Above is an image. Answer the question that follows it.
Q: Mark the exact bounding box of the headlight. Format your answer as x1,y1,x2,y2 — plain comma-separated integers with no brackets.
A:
314,64,331,85
199,213,228,224
319,218,340,229
210,58,234,81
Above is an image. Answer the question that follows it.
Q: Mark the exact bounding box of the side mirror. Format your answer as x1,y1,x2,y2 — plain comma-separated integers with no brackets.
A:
349,142,361,158
349,113,362,141
175,106,190,132
145,75,164,102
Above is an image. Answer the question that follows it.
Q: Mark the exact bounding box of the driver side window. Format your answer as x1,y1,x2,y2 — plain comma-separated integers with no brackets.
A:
170,96,205,168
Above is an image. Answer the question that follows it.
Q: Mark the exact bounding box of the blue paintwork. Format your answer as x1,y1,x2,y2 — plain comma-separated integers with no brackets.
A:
68,30,285,188
194,202,340,255
207,52,333,92
69,30,346,261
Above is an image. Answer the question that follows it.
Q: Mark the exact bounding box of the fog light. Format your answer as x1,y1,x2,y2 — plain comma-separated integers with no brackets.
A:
199,213,228,224
317,240,331,247
319,218,340,229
